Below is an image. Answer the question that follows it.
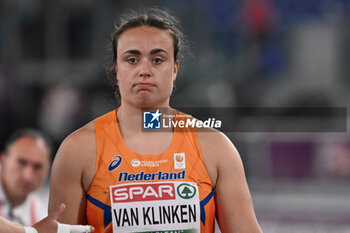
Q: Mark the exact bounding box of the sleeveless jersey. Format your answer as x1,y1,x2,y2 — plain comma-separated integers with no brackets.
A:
86,109,216,233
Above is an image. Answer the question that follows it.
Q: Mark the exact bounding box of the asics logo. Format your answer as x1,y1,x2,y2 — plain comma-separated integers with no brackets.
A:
108,155,122,171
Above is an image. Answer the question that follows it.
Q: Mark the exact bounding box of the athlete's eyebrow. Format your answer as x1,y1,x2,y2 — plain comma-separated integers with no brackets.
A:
123,50,141,55
122,49,169,56
150,48,169,56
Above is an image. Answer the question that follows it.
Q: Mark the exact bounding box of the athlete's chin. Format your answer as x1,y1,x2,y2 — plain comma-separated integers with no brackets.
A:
129,91,169,108
137,90,152,98
134,94,154,106
136,99,158,108
135,98,168,109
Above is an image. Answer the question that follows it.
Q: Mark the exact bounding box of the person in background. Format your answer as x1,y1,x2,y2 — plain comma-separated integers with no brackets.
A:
0,129,51,226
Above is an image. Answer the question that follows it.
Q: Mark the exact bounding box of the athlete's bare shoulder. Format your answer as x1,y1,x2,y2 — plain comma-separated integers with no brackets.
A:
61,121,95,151
197,128,233,149
52,120,96,191
196,128,239,188
197,128,262,232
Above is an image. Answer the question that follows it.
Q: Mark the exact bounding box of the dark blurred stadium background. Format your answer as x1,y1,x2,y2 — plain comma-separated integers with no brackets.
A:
1,0,350,232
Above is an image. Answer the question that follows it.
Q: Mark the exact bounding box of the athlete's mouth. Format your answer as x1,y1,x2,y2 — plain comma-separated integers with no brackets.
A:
134,83,155,88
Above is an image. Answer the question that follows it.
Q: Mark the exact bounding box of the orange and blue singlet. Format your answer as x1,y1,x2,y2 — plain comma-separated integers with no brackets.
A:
86,108,216,233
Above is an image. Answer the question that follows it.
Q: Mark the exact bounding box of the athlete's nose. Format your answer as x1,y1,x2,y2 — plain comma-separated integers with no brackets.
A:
139,59,151,78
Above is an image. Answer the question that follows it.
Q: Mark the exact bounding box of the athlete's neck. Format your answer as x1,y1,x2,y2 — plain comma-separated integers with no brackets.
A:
117,104,175,155
117,105,143,133
117,103,172,134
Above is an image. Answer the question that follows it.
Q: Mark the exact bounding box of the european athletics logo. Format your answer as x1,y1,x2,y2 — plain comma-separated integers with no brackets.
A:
143,109,161,129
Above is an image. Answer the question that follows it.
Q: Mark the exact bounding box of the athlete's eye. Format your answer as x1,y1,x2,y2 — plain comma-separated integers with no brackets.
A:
153,58,163,64
127,58,138,64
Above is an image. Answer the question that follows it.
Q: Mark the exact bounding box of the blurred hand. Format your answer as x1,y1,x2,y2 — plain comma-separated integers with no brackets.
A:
32,203,94,233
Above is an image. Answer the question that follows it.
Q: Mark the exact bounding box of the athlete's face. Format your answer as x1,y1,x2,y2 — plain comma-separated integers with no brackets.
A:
1,137,50,202
115,26,179,108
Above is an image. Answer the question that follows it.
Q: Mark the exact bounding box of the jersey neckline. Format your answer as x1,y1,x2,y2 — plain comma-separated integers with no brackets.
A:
113,108,179,157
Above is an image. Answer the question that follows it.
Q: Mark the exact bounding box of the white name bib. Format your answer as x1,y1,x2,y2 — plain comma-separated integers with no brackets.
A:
110,181,200,233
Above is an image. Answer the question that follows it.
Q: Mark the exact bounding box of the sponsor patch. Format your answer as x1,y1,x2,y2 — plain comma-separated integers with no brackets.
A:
111,183,176,203
110,182,200,233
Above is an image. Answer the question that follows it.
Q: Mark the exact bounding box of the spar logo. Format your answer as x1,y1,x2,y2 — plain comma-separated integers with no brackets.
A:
177,183,196,199
111,183,176,203
108,155,122,172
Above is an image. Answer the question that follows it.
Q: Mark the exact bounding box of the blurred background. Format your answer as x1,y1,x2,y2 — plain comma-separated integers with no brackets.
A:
1,0,350,232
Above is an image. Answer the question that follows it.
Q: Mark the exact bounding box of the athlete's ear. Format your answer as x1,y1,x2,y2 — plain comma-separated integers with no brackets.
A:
173,61,179,81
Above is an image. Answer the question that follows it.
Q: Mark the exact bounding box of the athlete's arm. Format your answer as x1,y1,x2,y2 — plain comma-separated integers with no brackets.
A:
199,131,262,233
48,123,96,225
